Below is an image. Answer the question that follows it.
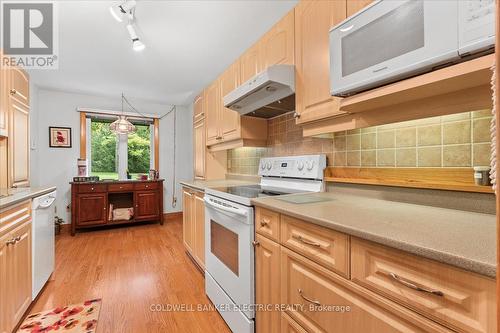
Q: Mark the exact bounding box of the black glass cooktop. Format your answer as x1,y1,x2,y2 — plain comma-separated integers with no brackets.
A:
210,185,291,199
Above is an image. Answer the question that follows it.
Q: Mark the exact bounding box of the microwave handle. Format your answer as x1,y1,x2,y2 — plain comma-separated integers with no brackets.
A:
339,25,354,32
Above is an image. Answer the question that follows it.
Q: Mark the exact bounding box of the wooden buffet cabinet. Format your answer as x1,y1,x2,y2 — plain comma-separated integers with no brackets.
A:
254,207,496,333
0,200,32,333
70,180,164,236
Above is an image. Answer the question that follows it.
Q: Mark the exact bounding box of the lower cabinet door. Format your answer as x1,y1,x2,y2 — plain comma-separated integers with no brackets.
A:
280,312,307,333
0,232,11,333
10,221,32,330
182,189,194,253
280,247,451,333
135,191,160,220
255,234,281,333
193,192,205,269
76,194,107,226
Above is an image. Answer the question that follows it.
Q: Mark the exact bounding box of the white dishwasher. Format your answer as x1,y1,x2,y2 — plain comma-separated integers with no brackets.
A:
32,190,56,299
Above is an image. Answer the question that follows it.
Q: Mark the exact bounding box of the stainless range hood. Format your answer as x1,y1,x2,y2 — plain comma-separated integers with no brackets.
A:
223,64,295,119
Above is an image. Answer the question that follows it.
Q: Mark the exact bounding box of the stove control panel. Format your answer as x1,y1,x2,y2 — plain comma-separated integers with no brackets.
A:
258,155,326,179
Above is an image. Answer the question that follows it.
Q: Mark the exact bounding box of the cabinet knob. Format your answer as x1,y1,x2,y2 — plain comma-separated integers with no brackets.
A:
9,89,17,96
11,185,17,189
293,112,301,119
145,185,149,188
260,218,270,227
91,187,95,191
252,240,260,247
6,238,16,245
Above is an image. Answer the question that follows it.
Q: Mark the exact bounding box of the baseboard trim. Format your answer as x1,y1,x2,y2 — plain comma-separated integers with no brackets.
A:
164,211,183,222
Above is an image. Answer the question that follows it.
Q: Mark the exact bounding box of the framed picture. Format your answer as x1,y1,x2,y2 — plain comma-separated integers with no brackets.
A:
49,127,72,148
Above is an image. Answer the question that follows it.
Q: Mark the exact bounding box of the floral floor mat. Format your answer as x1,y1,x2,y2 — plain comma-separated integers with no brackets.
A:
17,299,102,333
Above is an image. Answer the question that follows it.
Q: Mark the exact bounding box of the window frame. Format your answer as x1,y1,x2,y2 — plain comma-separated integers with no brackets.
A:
80,112,159,177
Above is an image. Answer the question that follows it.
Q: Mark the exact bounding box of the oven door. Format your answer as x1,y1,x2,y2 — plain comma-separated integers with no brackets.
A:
330,0,458,96
204,194,255,319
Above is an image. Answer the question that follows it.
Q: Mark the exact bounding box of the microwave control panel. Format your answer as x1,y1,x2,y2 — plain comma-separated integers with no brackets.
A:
458,0,495,55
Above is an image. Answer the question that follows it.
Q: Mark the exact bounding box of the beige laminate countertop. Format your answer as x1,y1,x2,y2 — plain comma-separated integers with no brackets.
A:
0,186,57,209
179,179,258,192
251,191,496,278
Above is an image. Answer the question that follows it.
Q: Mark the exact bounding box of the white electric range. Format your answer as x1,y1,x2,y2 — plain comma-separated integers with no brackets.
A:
204,155,327,333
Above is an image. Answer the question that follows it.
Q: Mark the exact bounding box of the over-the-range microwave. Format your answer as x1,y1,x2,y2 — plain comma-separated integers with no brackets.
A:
329,0,495,97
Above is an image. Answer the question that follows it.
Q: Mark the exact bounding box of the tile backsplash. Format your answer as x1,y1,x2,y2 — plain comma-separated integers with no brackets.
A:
227,110,492,175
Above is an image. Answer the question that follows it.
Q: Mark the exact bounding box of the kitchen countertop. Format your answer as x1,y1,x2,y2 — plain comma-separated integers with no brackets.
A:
0,186,57,209
179,179,258,192
251,191,496,278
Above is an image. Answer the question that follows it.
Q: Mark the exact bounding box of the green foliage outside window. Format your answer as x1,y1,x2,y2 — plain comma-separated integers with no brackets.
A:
128,124,151,173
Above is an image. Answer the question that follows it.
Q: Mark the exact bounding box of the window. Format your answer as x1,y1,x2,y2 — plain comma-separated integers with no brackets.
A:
87,116,154,180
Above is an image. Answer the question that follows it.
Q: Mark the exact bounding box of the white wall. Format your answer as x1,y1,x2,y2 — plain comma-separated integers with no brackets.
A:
30,88,193,224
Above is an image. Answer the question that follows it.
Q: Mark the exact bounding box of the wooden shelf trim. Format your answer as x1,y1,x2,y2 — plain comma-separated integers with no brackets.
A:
340,54,495,114
324,167,494,194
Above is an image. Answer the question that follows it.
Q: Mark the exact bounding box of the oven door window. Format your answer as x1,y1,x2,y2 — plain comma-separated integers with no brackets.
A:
210,219,239,276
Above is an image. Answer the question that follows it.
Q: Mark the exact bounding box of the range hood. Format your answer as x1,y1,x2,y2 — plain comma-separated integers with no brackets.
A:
223,64,295,119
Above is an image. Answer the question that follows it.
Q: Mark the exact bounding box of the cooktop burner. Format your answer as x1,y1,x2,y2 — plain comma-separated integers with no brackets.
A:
209,185,291,199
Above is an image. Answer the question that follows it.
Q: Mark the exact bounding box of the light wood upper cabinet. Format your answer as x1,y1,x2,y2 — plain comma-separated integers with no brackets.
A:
240,42,263,83
8,99,29,188
194,120,206,179
205,80,220,146
261,9,295,68
193,93,204,123
193,192,205,269
182,189,194,253
0,67,8,137
295,0,346,124
9,68,29,107
219,61,241,141
255,234,281,333
346,0,373,17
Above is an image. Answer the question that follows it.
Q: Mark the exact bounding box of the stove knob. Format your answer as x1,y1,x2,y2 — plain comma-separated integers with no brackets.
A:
297,161,304,171
260,162,266,170
306,160,315,171
266,162,272,170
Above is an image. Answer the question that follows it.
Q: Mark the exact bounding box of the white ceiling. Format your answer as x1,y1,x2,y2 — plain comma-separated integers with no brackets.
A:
28,0,298,105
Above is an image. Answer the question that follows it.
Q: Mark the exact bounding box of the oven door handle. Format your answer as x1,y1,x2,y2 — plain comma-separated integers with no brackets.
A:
204,198,248,217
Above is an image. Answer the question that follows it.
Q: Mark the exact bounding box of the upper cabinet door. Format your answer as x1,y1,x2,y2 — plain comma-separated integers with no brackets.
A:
295,0,346,124
262,10,295,68
194,119,205,179
240,42,263,83
9,68,29,107
8,100,29,188
346,0,373,17
193,93,204,123
219,60,241,142
0,67,9,137
205,80,220,146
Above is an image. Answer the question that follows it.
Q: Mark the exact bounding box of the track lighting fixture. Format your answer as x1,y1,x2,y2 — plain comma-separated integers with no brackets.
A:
109,0,136,22
126,23,146,52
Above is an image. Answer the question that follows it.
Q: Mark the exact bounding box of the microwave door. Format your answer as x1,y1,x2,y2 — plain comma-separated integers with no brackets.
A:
330,0,459,96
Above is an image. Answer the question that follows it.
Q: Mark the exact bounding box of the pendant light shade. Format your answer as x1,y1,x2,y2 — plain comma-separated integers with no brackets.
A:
110,115,136,134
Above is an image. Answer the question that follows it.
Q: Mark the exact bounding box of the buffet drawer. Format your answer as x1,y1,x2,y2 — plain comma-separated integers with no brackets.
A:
134,182,159,190
108,183,134,192
255,207,280,242
77,184,107,193
351,238,496,333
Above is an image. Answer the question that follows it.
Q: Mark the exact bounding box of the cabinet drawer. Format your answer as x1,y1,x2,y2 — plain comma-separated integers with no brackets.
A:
280,312,307,333
77,184,106,193
134,182,159,190
281,247,452,333
351,238,496,333
281,215,349,278
0,200,31,236
108,183,134,192
255,207,280,241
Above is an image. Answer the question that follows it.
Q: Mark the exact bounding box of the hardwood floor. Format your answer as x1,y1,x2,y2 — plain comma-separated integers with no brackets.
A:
30,219,231,333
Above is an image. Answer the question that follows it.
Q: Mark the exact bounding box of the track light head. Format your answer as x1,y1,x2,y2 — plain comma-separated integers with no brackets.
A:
126,23,146,52
109,0,137,22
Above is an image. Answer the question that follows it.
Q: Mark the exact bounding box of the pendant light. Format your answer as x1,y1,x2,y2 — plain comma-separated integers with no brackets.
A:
110,94,136,135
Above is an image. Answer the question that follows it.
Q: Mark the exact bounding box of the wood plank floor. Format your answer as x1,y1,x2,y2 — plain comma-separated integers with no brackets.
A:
30,219,231,333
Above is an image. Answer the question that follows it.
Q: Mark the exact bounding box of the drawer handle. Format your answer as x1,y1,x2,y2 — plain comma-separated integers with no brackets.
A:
298,289,321,306
260,218,270,227
292,234,321,247
389,273,444,297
